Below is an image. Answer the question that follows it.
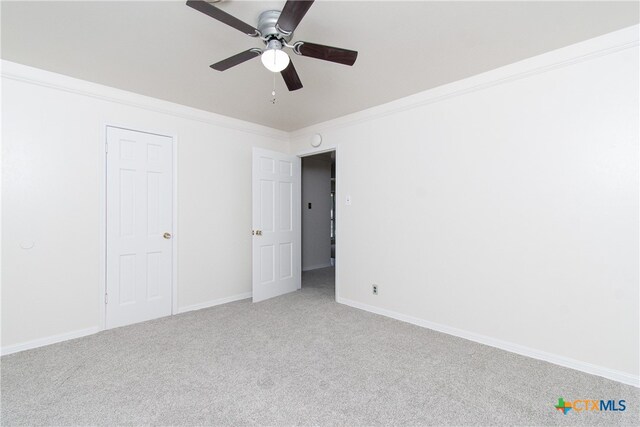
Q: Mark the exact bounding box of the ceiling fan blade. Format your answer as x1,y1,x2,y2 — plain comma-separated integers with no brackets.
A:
281,61,303,91
186,0,259,36
210,49,261,71
276,0,314,34
296,42,358,66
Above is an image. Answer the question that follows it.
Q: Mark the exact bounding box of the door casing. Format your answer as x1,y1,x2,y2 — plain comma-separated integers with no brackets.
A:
297,146,340,301
100,124,178,330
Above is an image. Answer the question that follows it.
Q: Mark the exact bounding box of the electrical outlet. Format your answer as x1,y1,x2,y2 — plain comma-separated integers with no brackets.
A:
372,284,378,295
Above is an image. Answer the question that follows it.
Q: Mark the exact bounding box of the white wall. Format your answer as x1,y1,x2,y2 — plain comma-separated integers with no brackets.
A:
291,26,639,384
2,26,638,386
1,61,288,351
302,156,332,271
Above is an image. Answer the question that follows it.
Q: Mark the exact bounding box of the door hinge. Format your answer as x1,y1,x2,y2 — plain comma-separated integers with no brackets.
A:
105,142,108,153
105,293,108,304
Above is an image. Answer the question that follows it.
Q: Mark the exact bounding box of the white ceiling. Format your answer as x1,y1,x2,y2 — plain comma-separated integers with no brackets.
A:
2,1,638,131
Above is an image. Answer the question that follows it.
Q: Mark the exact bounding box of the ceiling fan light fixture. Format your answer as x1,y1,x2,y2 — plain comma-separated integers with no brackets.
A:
261,40,290,72
188,0,358,91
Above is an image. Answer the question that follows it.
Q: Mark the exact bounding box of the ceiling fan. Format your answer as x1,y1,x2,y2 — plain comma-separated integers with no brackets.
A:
186,0,358,91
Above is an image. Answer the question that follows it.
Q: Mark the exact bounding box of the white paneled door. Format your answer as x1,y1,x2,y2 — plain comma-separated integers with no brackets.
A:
106,127,173,328
252,148,301,302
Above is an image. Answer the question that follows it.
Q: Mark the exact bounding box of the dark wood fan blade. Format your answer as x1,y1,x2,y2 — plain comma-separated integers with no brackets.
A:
297,42,358,66
186,0,258,36
281,61,303,91
210,49,261,71
276,0,314,34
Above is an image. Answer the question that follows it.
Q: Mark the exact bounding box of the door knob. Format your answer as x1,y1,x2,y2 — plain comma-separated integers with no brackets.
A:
163,232,172,239
254,230,262,236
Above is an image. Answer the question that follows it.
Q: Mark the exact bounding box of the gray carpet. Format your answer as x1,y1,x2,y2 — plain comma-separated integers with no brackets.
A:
1,267,638,426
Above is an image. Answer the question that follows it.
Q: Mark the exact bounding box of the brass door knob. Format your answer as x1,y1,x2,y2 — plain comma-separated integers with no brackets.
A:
163,232,172,239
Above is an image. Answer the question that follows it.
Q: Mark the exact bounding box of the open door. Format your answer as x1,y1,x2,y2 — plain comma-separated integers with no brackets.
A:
252,148,301,302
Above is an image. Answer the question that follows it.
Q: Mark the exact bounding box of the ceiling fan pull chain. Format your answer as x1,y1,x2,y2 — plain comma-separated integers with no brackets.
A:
271,73,277,104
187,1,356,92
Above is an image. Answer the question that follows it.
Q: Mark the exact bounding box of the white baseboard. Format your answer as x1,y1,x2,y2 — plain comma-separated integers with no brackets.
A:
302,262,333,272
1,326,101,356
177,292,252,314
336,297,639,388
1,293,253,356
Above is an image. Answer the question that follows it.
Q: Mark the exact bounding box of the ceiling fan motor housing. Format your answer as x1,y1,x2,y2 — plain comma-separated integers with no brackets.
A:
258,10,293,43
186,0,358,92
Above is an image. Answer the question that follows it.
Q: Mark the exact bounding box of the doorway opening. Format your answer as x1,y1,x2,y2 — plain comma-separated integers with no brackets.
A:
301,150,336,298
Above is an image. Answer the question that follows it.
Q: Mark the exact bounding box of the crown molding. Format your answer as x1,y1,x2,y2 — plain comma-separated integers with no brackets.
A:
290,24,640,140
0,60,289,142
3,25,637,144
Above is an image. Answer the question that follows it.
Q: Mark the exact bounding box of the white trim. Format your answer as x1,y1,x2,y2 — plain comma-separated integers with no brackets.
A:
302,262,333,272
292,25,640,388
177,292,252,314
1,291,252,355
102,125,178,329
297,147,340,300
172,132,179,315
0,60,289,142
2,26,636,143
1,327,101,356
296,146,338,158
337,297,640,388
290,25,639,139
334,146,341,301
99,124,107,330
3,25,636,379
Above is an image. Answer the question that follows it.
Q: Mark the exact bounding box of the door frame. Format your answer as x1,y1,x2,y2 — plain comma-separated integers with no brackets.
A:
297,145,340,301
99,124,178,331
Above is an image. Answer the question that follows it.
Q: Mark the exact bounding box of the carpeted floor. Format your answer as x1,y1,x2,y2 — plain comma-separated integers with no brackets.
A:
1,267,638,425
